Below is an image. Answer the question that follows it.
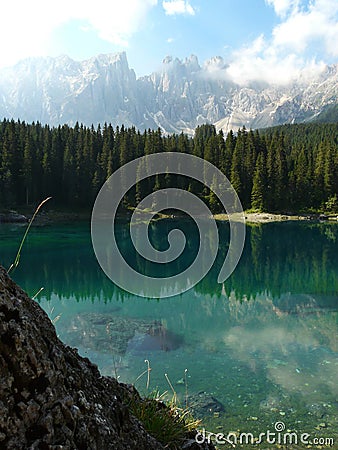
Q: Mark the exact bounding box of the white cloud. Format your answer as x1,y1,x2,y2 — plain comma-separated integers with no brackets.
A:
272,0,338,56
162,0,195,16
265,0,300,17
226,44,325,86
224,0,338,85
0,0,158,67
80,0,158,46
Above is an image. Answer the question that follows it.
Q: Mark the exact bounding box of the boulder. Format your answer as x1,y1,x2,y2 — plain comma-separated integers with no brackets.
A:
188,392,225,417
66,313,183,355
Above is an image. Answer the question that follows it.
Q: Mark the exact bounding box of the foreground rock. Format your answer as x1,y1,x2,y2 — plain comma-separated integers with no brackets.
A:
0,266,214,449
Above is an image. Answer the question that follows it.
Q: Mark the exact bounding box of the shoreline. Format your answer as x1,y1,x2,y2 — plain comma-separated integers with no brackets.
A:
214,212,338,223
1,208,338,225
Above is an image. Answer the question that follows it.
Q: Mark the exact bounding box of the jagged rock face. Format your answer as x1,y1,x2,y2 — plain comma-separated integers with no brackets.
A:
0,266,214,449
0,266,160,449
0,52,337,134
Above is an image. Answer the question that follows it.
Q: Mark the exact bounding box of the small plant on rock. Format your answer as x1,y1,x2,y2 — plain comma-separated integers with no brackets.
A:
129,390,201,450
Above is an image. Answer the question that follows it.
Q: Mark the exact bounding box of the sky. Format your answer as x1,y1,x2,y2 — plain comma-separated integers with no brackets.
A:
1,0,338,84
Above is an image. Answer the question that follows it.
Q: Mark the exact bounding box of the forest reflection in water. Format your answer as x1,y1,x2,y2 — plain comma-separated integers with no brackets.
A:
0,220,337,438
2,219,337,303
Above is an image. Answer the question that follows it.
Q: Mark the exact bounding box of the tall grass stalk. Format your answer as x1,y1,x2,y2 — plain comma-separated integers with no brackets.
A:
145,359,151,390
134,359,152,388
165,373,177,404
32,287,44,300
184,368,189,408
49,306,62,325
8,197,52,274
112,356,120,380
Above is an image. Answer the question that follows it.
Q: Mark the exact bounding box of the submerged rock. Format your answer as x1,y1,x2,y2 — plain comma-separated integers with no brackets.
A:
0,266,214,449
307,402,328,419
259,395,282,411
188,392,225,417
127,326,183,353
67,312,183,355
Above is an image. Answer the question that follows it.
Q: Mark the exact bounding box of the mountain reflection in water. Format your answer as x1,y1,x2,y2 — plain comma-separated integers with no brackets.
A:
0,220,337,438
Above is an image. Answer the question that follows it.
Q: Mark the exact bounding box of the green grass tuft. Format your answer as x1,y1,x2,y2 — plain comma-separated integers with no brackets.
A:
129,391,201,450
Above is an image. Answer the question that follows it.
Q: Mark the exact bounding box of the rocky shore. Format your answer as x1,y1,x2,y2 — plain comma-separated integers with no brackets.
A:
0,212,28,223
1,207,337,226
214,212,338,223
0,266,214,449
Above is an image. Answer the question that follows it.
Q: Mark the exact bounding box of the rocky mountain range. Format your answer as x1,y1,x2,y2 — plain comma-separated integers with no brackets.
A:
0,52,337,134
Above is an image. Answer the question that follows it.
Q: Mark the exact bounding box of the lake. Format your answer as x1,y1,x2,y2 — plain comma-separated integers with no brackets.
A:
1,219,337,446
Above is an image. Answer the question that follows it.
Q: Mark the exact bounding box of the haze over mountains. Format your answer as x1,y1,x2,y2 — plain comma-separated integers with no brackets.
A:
0,52,337,134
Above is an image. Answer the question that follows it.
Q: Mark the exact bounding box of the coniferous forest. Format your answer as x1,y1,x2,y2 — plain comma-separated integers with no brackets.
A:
0,119,337,213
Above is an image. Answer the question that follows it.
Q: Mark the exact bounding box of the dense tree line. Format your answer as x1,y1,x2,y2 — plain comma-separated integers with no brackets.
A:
0,119,337,212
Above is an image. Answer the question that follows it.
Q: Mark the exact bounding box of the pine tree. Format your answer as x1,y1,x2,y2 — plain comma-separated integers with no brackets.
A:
251,153,267,211
314,141,326,206
208,174,220,213
23,132,34,205
324,142,335,199
230,129,245,206
275,144,288,210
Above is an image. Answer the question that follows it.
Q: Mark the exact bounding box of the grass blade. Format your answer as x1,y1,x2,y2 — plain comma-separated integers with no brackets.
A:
8,197,52,274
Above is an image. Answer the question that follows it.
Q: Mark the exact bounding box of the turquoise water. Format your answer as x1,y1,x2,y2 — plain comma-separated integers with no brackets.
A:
1,220,337,447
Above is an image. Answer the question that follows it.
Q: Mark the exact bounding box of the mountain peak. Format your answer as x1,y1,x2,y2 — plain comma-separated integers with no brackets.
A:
88,52,129,67
0,52,337,134
204,56,226,71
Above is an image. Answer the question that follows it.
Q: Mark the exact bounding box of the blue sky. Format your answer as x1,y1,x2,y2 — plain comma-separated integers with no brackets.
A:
1,0,338,84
